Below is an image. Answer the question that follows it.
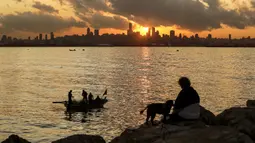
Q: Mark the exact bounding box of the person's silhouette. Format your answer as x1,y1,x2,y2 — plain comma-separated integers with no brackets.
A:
88,93,94,104
82,90,88,102
170,77,200,122
67,90,73,110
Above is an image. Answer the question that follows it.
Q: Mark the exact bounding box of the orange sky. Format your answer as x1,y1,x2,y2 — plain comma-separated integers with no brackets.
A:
0,0,255,39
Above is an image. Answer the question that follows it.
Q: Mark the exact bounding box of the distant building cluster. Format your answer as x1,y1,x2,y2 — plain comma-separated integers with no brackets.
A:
1,23,255,47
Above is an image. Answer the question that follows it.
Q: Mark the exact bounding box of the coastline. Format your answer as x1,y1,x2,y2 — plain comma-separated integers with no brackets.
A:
3,100,255,143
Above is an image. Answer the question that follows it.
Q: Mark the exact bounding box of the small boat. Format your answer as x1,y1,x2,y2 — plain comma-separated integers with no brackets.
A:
54,98,108,112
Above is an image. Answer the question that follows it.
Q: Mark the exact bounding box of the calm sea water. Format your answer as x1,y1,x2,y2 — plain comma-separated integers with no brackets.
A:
0,47,254,142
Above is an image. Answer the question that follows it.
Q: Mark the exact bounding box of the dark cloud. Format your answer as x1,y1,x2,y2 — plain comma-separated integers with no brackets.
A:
0,12,86,34
67,0,129,29
66,0,255,31
108,0,255,31
32,1,59,13
67,0,111,12
86,13,129,29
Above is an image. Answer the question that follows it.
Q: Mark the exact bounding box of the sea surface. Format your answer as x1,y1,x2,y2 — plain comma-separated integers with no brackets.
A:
0,47,254,142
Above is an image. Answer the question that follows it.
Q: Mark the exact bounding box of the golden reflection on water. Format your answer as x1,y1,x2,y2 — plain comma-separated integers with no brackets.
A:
0,47,254,142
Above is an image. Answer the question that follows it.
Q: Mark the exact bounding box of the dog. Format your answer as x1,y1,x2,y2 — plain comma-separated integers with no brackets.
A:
140,100,174,125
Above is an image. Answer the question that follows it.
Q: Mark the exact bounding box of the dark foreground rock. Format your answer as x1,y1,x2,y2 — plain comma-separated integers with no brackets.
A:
246,100,255,107
2,134,31,143
110,124,253,143
52,134,106,143
199,105,217,125
216,107,255,141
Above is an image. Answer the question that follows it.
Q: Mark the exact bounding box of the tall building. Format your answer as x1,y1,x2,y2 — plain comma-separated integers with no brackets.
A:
94,29,99,36
50,32,54,40
39,34,43,40
195,34,199,39
87,28,91,35
170,30,175,39
179,33,182,39
229,34,232,40
156,30,160,37
208,34,212,39
129,23,133,32
127,23,133,36
152,27,156,37
45,34,48,40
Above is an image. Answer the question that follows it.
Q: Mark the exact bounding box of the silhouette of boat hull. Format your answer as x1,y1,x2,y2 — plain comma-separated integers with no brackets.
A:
64,99,108,112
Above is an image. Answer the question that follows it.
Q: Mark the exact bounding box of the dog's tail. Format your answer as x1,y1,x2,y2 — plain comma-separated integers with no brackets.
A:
140,106,148,114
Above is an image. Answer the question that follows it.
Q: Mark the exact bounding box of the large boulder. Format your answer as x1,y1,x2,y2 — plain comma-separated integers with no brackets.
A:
110,124,191,143
199,105,217,125
110,125,252,143
2,134,31,143
52,134,106,143
216,107,255,141
246,100,255,107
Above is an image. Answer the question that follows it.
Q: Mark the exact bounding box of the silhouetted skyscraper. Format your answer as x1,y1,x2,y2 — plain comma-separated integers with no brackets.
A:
195,34,199,39
208,34,212,39
229,34,232,40
170,30,175,39
156,30,160,37
45,34,48,40
94,29,99,36
148,28,151,37
127,23,133,36
87,28,91,35
39,34,42,40
1,35,7,42
50,32,54,40
129,23,133,32
179,33,182,39
152,27,156,37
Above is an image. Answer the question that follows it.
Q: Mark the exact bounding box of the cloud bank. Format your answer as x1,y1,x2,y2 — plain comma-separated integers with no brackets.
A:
0,12,86,33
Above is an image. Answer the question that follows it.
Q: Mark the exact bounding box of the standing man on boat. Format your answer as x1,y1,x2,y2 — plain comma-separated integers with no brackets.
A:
88,93,94,104
67,90,73,111
82,90,88,102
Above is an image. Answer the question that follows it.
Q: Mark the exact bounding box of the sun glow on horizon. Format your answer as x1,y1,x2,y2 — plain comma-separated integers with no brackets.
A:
135,26,149,35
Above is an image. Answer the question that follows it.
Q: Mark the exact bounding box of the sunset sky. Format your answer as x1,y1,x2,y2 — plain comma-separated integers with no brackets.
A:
0,0,255,38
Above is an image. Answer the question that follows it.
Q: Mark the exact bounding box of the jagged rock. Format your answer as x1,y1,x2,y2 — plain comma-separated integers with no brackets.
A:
199,105,217,125
216,107,255,141
246,100,255,107
52,134,106,143
110,124,191,143
2,134,31,143
110,125,252,143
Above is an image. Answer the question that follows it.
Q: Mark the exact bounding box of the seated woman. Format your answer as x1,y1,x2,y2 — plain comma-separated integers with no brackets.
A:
170,77,200,122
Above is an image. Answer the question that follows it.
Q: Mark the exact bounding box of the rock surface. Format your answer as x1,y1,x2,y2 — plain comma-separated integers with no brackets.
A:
199,105,217,125
2,134,31,143
246,100,255,107
52,134,106,143
216,107,255,141
110,124,253,143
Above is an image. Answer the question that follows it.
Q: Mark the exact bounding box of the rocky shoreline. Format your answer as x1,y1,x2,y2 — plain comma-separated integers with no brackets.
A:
3,100,255,143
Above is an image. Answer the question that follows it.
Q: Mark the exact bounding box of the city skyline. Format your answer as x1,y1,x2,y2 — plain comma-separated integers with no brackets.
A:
0,0,255,39
1,22,255,47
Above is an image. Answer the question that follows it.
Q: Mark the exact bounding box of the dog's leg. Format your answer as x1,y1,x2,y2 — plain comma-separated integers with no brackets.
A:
146,114,150,125
151,113,156,125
